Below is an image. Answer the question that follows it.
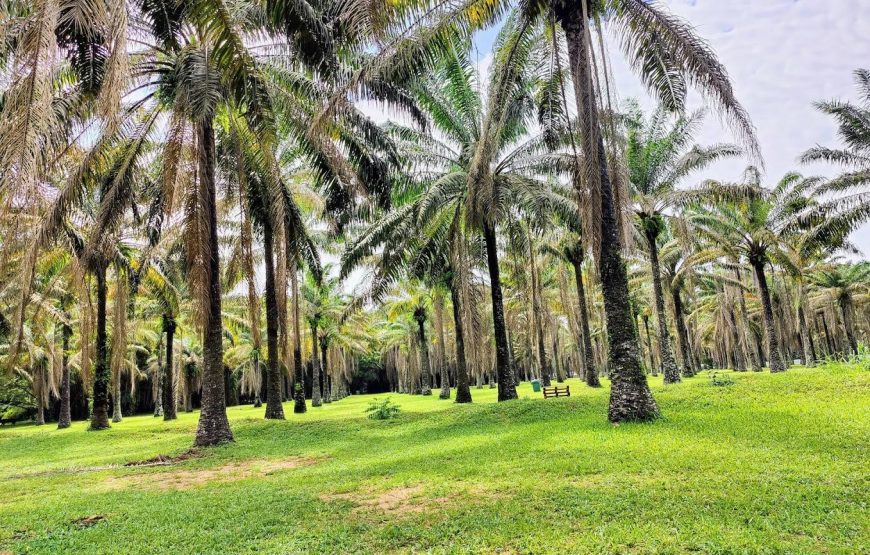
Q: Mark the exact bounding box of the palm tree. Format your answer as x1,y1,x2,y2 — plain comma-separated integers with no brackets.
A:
625,107,740,383
690,170,820,373
809,263,870,356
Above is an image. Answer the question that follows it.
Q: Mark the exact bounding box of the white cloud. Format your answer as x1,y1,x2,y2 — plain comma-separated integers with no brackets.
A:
605,0,870,251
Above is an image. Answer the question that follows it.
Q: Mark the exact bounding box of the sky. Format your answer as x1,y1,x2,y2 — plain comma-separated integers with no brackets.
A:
470,0,870,251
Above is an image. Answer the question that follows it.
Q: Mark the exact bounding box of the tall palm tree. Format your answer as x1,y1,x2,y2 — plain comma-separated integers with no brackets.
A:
625,107,740,383
690,170,819,373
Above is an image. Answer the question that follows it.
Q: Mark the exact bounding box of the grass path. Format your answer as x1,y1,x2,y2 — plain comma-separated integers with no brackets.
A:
1,365,868,554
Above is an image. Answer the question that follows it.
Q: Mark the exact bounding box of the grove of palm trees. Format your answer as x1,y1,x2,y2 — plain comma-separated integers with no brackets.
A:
1,1,868,553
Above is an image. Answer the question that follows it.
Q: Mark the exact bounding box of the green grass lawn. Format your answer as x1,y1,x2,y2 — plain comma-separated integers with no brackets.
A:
1,364,868,554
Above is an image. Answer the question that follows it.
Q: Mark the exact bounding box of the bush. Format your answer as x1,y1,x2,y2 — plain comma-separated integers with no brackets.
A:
365,397,401,420
708,371,735,387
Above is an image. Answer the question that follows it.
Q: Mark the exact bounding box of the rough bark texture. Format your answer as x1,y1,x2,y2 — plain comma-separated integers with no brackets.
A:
558,4,658,421
57,318,72,429
154,337,164,417
293,382,307,413
311,322,322,407
263,224,285,419
90,262,110,430
751,259,785,373
34,363,45,425
529,235,551,387
193,120,234,446
646,228,680,383
481,221,517,401
451,284,472,403
162,315,177,421
726,302,746,371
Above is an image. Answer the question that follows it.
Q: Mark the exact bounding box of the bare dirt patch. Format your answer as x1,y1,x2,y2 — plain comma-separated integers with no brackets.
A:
321,484,454,515
103,457,318,492
72,515,106,528
124,449,203,467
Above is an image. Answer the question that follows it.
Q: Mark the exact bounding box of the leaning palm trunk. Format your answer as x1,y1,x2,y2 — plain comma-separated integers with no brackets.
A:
194,119,233,446
558,5,658,421
263,224,285,419
451,284,472,403
311,323,322,407
57,316,72,429
162,315,177,421
750,258,785,372
90,261,111,430
645,230,680,383
481,221,517,401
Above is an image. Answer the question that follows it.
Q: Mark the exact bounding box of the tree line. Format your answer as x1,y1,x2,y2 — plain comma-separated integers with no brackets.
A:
1,0,868,446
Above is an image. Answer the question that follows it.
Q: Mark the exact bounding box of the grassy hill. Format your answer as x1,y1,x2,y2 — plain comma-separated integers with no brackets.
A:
1,364,868,554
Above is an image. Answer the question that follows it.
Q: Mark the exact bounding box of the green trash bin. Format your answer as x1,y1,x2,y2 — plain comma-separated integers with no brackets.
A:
531,379,541,392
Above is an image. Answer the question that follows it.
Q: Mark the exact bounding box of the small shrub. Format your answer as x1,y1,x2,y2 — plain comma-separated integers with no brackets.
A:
365,397,401,420
709,371,735,387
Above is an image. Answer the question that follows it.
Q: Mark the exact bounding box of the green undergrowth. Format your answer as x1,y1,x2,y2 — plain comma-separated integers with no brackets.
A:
1,364,867,554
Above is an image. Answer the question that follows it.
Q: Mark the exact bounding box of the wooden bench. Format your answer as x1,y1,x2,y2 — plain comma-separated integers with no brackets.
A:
542,385,570,399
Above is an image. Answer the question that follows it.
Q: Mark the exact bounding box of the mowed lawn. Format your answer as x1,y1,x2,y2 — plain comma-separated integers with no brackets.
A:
1,365,868,554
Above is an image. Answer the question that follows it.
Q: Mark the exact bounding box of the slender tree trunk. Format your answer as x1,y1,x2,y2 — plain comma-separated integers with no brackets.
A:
435,294,450,399
751,259,785,372
34,363,45,425
481,221,517,401
57,316,72,429
529,232,551,386
451,284,472,403
672,286,697,375
840,297,859,355
194,119,233,446
162,315,177,421
154,336,164,417
646,229,680,383
90,261,110,430
571,256,600,387
263,224,285,419
558,5,657,421
417,314,433,395
321,338,331,403
727,302,746,371
798,302,814,367
311,323,322,407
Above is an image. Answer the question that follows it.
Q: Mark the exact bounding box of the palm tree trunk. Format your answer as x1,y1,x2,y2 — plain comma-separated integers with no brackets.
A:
90,261,110,430
154,337,164,417
57,317,72,429
750,259,785,372
417,315,433,395
162,315,177,421
34,363,45,425
194,119,233,446
645,229,680,383
558,5,657,421
672,286,697,375
320,338,331,403
798,301,814,367
451,284,472,403
642,314,656,375
481,221,517,401
840,297,859,355
733,268,760,370
263,223,285,419
528,231,551,386
311,323,322,407
570,255,600,387
435,293,450,399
